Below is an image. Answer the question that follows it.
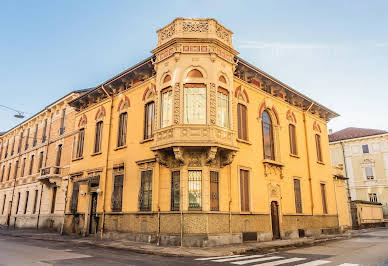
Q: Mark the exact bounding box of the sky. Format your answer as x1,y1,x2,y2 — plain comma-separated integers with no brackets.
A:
0,0,387,133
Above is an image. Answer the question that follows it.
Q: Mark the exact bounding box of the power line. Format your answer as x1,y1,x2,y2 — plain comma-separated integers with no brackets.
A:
0,104,29,119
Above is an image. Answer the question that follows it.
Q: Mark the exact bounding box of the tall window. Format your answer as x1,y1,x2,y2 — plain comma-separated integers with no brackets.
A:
184,86,206,124
24,191,29,214
21,158,26,177
25,128,30,150
7,163,11,181
42,119,47,143
289,124,297,155
144,102,155,139
1,165,5,182
294,179,302,213
51,187,57,213
262,111,275,160
15,192,21,214
33,189,39,214
139,170,152,211
56,144,62,167
171,171,180,211
315,134,323,162
29,155,34,175
70,182,79,212
240,169,250,212
362,144,369,154
320,183,327,214
38,151,44,172
4,140,8,158
60,109,66,135
18,132,23,153
111,167,124,212
10,136,15,156
237,103,247,140
33,124,38,147
94,121,103,153
188,170,202,210
217,88,229,128
14,160,19,179
368,193,378,203
365,166,374,180
76,129,85,158
117,112,127,147
1,195,6,215
210,171,219,211
161,88,173,128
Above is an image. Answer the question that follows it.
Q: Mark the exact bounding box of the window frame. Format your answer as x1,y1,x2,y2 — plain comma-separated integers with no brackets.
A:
239,168,250,212
183,84,207,125
76,128,85,158
117,112,128,148
315,134,323,163
289,124,297,156
368,193,378,203
160,87,173,128
262,110,275,161
111,166,124,212
139,170,153,212
293,178,302,213
144,101,155,139
237,103,248,140
216,87,229,128
94,121,103,154
320,183,328,214
170,170,180,211
362,144,369,154
210,171,220,211
188,169,202,210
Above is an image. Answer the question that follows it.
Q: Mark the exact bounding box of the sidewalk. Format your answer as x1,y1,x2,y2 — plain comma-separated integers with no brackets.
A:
0,226,358,257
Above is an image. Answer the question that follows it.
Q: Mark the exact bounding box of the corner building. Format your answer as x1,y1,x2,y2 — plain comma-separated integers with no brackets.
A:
65,18,343,246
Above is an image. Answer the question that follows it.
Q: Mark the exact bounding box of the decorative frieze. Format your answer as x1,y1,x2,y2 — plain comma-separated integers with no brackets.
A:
209,83,216,125
182,21,209,32
173,83,180,124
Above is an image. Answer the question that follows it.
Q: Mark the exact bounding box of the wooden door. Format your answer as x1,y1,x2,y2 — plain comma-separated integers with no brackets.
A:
271,201,280,239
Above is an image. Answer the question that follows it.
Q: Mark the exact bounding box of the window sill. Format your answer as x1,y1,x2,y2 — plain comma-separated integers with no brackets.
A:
140,138,154,144
289,154,300,159
262,159,284,167
236,138,251,145
114,145,127,151
91,152,102,157
317,161,325,165
72,157,83,162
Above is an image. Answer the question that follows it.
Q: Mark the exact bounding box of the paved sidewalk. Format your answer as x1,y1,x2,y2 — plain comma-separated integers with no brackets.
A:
0,226,359,257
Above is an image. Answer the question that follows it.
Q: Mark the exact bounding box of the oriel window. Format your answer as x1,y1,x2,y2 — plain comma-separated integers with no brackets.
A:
94,121,103,153
217,88,229,128
139,170,152,211
237,103,247,140
289,124,297,156
184,86,206,124
161,87,173,128
144,102,155,139
262,111,275,160
170,171,180,211
188,170,202,210
117,112,127,147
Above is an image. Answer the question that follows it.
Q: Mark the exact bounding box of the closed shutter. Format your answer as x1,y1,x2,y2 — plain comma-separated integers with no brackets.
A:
240,169,249,212
293,179,302,213
112,174,124,212
210,171,219,211
70,182,79,213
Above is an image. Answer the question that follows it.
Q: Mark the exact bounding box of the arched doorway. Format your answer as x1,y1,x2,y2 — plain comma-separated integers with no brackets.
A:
271,201,280,239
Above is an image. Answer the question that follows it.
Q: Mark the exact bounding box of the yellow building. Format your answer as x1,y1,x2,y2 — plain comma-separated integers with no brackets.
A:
330,127,388,206
58,18,346,246
0,90,86,231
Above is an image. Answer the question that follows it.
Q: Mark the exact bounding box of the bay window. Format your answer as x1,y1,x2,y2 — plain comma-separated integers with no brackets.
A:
217,88,229,128
161,88,173,128
184,85,206,124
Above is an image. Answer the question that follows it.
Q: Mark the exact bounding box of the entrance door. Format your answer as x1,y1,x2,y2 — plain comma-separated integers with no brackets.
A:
89,192,98,234
271,201,280,239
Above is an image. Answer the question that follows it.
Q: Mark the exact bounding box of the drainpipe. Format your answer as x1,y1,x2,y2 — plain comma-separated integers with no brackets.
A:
100,85,113,240
229,163,232,234
36,111,53,230
303,103,314,215
340,141,352,227
157,162,161,246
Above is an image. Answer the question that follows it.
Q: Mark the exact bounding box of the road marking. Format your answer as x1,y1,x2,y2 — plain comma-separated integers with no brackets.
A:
213,255,265,262
231,256,283,265
338,264,359,266
252,257,306,265
297,260,331,266
195,255,244,261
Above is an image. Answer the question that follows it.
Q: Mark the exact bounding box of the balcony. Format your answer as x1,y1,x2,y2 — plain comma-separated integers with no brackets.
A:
38,166,62,186
150,125,238,168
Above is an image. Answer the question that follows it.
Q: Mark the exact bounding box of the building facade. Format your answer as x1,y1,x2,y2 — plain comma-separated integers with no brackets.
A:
62,18,347,246
0,91,85,231
330,127,388,206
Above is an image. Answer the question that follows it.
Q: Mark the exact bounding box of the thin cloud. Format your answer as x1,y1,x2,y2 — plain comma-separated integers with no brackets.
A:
238,41,330,49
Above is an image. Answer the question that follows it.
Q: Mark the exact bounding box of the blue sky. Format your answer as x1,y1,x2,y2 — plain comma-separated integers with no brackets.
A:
1,0,387,133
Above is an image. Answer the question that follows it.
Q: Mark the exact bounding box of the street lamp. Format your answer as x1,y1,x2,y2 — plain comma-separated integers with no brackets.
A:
0,105,26,119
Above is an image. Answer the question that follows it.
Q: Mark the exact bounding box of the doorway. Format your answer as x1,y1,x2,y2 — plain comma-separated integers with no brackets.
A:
89,192,98,235
271,201,280,239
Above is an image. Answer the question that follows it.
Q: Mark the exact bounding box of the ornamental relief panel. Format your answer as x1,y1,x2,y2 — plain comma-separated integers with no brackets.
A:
160,22,175,42
216,26,230,43
182,21,209,32
173,83,180,125
209,83,216,125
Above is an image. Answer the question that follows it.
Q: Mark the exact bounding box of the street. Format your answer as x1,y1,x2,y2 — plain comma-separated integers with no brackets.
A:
0,228,387,266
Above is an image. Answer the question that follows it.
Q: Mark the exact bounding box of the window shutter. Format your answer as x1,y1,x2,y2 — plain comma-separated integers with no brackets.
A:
112,174,124,212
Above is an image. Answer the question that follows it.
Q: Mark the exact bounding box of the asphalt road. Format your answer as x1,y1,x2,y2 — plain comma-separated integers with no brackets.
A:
0,228,387,266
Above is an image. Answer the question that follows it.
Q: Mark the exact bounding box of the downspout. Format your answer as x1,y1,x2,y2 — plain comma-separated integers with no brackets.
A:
229,163,232,234
157,163,161,246
303,103,314,215
100,85,113,240
340,141,352,226
37,111,53,230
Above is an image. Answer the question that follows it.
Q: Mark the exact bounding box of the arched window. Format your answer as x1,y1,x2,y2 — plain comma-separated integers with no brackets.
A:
262,110,275,160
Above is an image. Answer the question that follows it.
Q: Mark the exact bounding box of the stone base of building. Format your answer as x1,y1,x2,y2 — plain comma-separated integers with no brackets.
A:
63,212,341,247
0,214,64,232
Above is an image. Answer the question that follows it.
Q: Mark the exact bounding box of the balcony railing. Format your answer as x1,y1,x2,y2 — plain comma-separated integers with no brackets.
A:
40,166,61,177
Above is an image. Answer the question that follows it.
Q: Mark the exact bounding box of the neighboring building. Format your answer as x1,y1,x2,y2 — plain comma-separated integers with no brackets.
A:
63,18,346,246
330,127,388,206
0,90,87,231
